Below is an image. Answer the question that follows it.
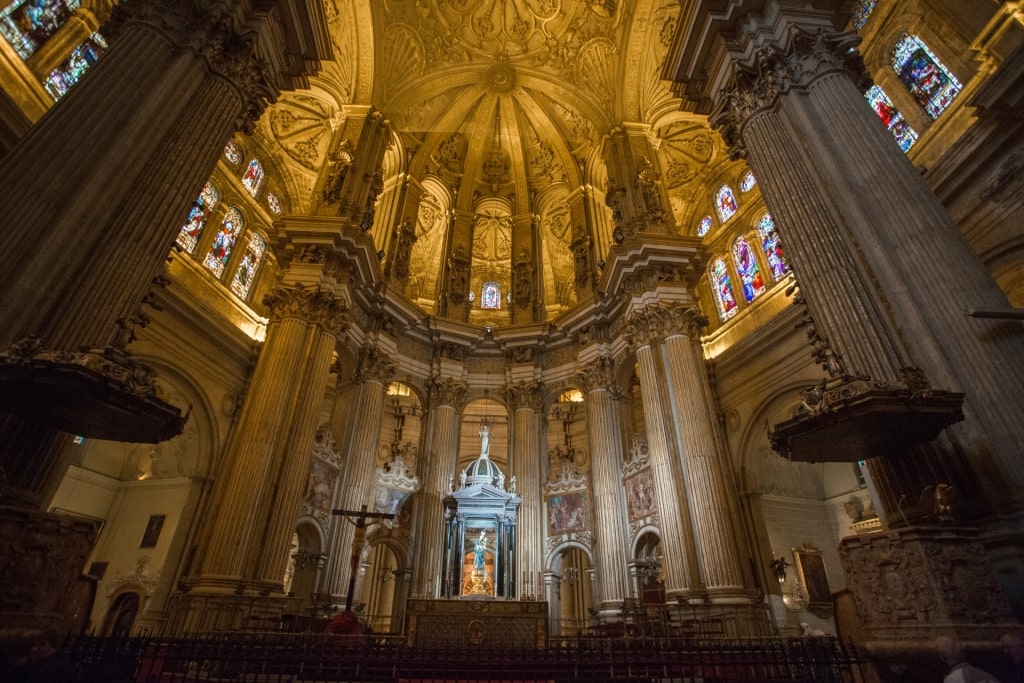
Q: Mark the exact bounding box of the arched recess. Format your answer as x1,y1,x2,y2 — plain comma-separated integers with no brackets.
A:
545,541,594,637
358,536,410,634
459,397,509,475
283,520,327,620
101,589,142,637
630,529,663,606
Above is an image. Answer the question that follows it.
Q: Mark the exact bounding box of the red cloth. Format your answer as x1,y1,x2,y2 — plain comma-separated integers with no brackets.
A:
327,610,363,635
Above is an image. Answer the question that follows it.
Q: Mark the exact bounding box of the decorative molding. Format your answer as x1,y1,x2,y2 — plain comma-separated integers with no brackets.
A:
263,284,348,336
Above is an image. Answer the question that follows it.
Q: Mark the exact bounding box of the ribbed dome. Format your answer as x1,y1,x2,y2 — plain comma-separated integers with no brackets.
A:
464,452,503,487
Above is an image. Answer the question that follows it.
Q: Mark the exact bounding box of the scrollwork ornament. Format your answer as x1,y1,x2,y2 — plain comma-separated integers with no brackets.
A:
576,356,616,393
263,285,348,336
354,346,396,385
427,376,468,409
662,305,708,340
625,305,668,348
504,381,544,411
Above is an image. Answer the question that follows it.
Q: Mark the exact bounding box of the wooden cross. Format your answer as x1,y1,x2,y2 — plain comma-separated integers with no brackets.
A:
332,504,395,611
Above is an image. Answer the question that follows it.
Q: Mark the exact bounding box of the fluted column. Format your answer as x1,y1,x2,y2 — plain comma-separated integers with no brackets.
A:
321,347,396,598
412,377,467,596
505,381,544,594
711,26,1024,520
661,305,748,601
0,0,328,506
192,285,347,593
576,356,630,612
627,310,700,598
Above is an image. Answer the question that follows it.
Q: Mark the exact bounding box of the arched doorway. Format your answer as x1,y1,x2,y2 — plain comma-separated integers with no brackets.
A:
283,523,325,620
102,591,141,637
359,542,400,633
632,531,664,606
550,545,593,636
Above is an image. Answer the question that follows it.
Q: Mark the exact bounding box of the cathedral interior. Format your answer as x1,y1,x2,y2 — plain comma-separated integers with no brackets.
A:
1,0,1024,680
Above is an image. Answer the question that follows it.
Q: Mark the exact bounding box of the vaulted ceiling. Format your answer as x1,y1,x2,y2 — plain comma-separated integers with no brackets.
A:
252,0,733,323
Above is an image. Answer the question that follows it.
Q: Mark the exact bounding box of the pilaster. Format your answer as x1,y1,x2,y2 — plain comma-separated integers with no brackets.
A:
504,380,545,594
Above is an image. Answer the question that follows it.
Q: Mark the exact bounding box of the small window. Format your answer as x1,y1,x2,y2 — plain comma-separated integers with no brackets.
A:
267,192,282,215
224,140,243,165
697,215,712,237
852,0,876,30
241,159,264,197
481,281,501,309
733,236,765,303
44,33,106,100
0,0,79,59
739,171,756,192
177,181,218,253
715,185,738,223
892,33,962,120
865,85,918,152
204,206,243,277
711,257,738,321
230,233,266,299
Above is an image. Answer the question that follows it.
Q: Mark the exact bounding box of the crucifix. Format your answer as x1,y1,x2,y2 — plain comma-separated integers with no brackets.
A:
332,504,395,612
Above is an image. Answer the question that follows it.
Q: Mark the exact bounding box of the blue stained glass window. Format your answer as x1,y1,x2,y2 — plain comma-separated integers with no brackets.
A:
176,182,218,253
740,171,757,192
711,257,738,321
715,185,738,223
865,85,918,152
0,0,79,60
241,159,264,197
852,0,877,30
733,236,765,303
204,207,243,277
230,233,266,299
892,33,962,119
481,281,501,309
43,32,105,100
758,214,789,280
697,215,712,237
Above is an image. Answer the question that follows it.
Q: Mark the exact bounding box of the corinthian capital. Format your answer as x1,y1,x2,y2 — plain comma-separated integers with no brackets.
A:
354,346,396,385
626,303,706,347
662,305,708,341
712,28,869,159
576,356,617,394
263,284,348,336
427,376,468,409
105,0,278,133
504,381,545,412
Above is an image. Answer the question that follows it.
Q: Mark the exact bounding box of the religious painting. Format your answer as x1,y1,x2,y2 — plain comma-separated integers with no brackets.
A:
461,524,495,596
304,459,336,517
139,514,165,548
548,491,588,534
625,470,656,521
373,484,413,528
793,544,832,605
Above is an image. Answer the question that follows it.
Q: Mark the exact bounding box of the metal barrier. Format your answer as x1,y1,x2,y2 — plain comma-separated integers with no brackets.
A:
35,632,868,682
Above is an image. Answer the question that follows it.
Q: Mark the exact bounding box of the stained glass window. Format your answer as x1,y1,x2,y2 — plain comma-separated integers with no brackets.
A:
267,193,282,215
43,32,105,100
697,215,713,237
0,0,79,60
204,206,243,278
865,85,918,152
481,281,501,309
733,236,766,303
711,257,738,321
176,181,218,253
892,33,962,120
230,233,266,299
758,213,789,280
715,185,738,223
740,171,757,192
852,0,876,30
241,159,264,197
224,141,242,165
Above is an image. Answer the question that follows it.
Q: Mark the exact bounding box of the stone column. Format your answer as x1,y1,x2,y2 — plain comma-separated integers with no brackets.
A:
321,347,396,598
661,304,748,601
505,381,545,595
0,0,328,506
412,377,466,596
626,309,701,599
601,124,675,241
191,285,347,594
708,25,1024,522
576,355,630,613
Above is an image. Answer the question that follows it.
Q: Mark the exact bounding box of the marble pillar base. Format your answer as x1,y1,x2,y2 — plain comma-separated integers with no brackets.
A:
0,506,98,641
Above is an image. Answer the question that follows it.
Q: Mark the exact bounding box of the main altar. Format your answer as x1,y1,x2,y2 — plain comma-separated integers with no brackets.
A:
406,422,546,648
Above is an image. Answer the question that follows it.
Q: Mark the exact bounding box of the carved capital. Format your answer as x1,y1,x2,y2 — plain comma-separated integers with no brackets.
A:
263,284,348,337
427,376,468,409
576,356,616,394
354,346,396,385
626,303,706,347
504,380,544,412
662,305,708,340
106,0,279,134
712,29,869,159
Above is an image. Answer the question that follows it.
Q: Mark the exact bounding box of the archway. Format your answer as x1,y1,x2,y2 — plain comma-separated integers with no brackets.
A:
102,591,141,637
631,531,664,606
283,522,325,620
359,542,401,633
549,545,594,636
